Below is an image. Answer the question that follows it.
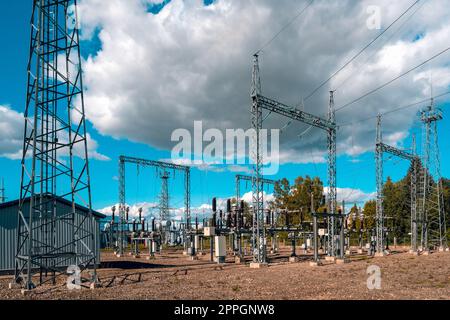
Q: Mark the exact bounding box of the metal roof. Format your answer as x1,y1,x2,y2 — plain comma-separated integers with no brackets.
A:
0,194,106,219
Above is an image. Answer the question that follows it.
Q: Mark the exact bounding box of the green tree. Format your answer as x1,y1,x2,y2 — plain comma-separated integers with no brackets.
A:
273,175,324,225
363,200,376,232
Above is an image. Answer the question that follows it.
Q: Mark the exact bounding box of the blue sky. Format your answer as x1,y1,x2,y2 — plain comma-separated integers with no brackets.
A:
1,0,449,215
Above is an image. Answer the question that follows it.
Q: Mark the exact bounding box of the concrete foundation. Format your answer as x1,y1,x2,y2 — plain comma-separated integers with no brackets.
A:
8,282,21,290
21,289,32,296
289,256,299,263
309,260,323,267
335,258,350,264
235,256,245,264
216,256,226,264
345,250,351,255
325,256,336,262
90,281,100,290
249,262,268,269
357,249,364,254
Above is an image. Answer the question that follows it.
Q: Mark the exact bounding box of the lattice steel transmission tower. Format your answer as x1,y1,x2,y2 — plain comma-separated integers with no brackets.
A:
159,170,170,222
0,178,6,204
375,114,385,254
13,0,97,290
327,91,337,257
251,54,266,264
419,99,447,251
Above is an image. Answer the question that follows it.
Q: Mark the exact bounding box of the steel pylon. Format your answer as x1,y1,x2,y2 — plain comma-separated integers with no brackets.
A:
419,100,447,251
14,0,97,290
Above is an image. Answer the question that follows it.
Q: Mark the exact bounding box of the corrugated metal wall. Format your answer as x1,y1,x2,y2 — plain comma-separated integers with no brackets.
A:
0,201,101,272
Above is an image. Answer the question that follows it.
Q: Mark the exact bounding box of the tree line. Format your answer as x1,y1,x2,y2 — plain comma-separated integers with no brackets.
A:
270,164,450,245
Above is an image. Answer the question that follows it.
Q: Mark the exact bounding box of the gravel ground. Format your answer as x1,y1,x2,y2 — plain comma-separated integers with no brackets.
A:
1,247,449,300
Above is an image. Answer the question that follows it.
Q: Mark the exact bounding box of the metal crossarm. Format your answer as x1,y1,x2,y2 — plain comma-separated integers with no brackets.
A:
257,95,336,131
235,174,278,203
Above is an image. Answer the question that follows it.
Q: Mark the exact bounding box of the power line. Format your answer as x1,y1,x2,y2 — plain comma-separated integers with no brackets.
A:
335,46,450,113
254,0,314,55
304,0,421,102
334,0,428,92
339,91,450,127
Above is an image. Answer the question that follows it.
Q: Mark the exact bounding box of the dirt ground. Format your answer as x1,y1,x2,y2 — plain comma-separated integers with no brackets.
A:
1,247,449,300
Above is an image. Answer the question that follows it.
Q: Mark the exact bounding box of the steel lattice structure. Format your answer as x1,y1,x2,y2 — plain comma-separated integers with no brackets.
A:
250,55,338,263
0,178,6,203
118,156,190,255
251,55,265,264
327,91,337,257
235,174,277,203
159,170,171,244
159,170,170,222
419,101,447,251
13,0,97,290
375,114,419,254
